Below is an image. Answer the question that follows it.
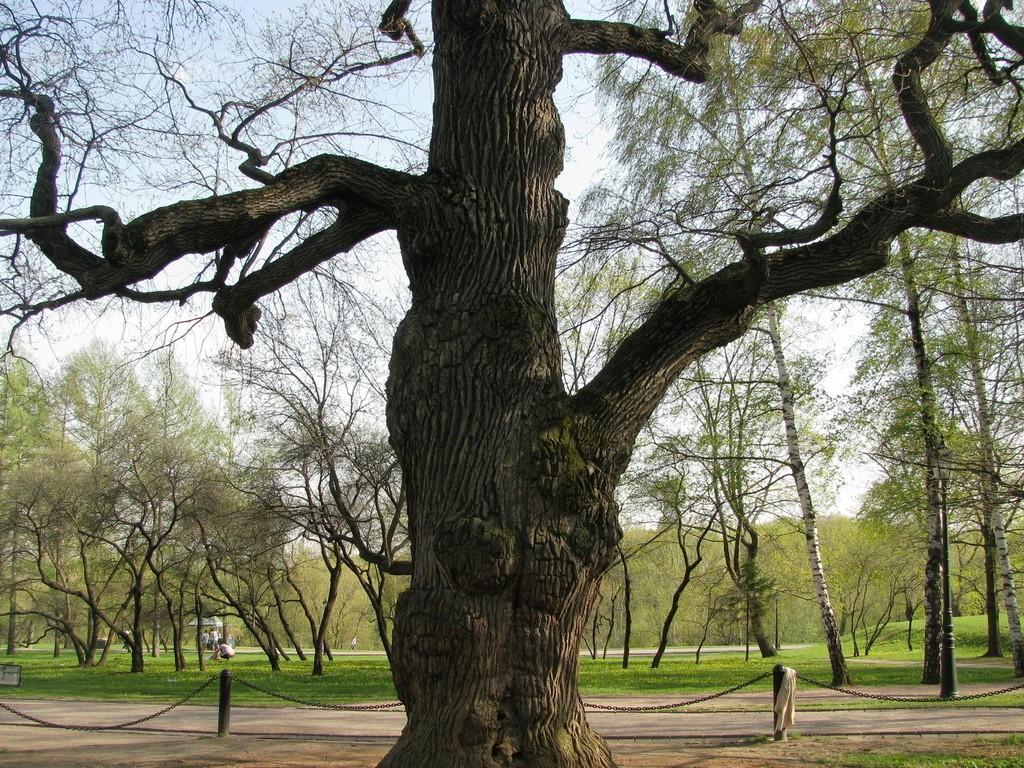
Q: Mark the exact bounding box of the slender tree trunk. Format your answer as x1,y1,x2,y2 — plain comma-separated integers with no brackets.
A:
651,521,709,669
766,304,849,685
950,266,1024,674
741,537,776,658
5,511,16,655
312,567,341,677
355,567,394,663
98,629,114,666
982,526,1001,657
905,599,915,652
750,600,776,658
651,576,689,669
992,507,1024,676
194,594,206,674
899,251,943,684
616,546,631,670
271,584,306,661
130,582,145,673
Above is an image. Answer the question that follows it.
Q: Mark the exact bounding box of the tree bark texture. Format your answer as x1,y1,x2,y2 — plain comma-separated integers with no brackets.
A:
899,252,943,685
381,5,618,765
765,304,849,686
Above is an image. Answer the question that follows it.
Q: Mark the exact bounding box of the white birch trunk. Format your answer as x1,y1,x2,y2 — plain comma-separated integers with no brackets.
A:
951,267,1024,676
766,304,849,685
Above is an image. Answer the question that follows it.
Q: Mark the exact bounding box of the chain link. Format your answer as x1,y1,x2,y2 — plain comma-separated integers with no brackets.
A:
0,675,217,731
796,673,1024,703
3,668,1020,730
583,672,773,713
232,676,404,711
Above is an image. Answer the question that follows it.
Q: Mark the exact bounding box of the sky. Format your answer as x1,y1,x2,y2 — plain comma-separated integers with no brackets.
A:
11,0,874,515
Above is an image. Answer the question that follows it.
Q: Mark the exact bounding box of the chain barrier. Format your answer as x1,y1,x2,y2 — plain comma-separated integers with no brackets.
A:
3,668,1021,733
0,675,217,731
796,673,1024,704
232,676,404,711
583,671,772,712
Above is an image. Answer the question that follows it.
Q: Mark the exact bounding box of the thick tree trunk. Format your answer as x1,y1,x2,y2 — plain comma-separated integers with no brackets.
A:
129,582,145,673
899,252,942,685
380,5,618,766
766,304,849,685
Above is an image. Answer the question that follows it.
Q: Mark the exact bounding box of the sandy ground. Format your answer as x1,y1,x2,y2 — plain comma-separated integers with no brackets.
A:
1,682,1021,767
0,729,1021,768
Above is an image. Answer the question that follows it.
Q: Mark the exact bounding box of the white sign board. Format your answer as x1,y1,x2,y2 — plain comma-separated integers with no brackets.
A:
0,664,21,686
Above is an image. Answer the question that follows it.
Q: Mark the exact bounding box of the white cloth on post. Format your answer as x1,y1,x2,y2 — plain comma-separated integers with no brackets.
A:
773,666,797,731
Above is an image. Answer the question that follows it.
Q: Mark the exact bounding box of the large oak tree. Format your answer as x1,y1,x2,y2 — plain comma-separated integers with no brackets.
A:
2,0,1024,765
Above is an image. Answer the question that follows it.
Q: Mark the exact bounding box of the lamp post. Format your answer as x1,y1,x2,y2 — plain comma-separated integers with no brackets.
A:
937,445,958,699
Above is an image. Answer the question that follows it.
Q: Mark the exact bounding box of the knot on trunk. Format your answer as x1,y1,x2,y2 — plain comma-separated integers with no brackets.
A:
435,516,517,592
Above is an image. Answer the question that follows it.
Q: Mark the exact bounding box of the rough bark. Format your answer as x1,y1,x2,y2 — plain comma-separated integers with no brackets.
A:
381,6,624,765
765,305,849,685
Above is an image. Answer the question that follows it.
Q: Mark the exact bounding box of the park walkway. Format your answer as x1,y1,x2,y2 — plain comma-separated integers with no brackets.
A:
0,682,1020,740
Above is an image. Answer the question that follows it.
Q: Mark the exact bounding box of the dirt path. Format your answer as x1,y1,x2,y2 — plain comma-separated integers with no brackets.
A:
0,728,1019,768
1,688,1021,767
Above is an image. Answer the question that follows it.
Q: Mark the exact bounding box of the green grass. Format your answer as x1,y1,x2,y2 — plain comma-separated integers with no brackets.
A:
0,613,1021,708
835,756,1024,768
0,650,397,706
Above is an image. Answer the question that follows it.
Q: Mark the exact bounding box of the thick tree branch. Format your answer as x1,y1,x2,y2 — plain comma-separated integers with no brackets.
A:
1,77,418,319
563,0,762,82
211,204,391,347
916,210,1024,242
1,75,419,337
2,151,414,300
892,2,955,179
571,259,763,470
573,140,1024,474
568,0,1024,469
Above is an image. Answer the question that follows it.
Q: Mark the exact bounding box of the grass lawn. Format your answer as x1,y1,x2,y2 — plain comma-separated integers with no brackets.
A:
834,750,1024,768
0,614,1021,708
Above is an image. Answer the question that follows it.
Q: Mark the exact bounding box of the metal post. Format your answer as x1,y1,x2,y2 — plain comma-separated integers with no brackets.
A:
217,668,232,736
772,663,786,741
938,449,958,698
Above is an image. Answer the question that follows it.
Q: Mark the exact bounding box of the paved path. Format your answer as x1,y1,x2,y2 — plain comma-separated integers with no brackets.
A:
1,683,1021,741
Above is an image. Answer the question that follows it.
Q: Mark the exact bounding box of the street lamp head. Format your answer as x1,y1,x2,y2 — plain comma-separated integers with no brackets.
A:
936,444,953,483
